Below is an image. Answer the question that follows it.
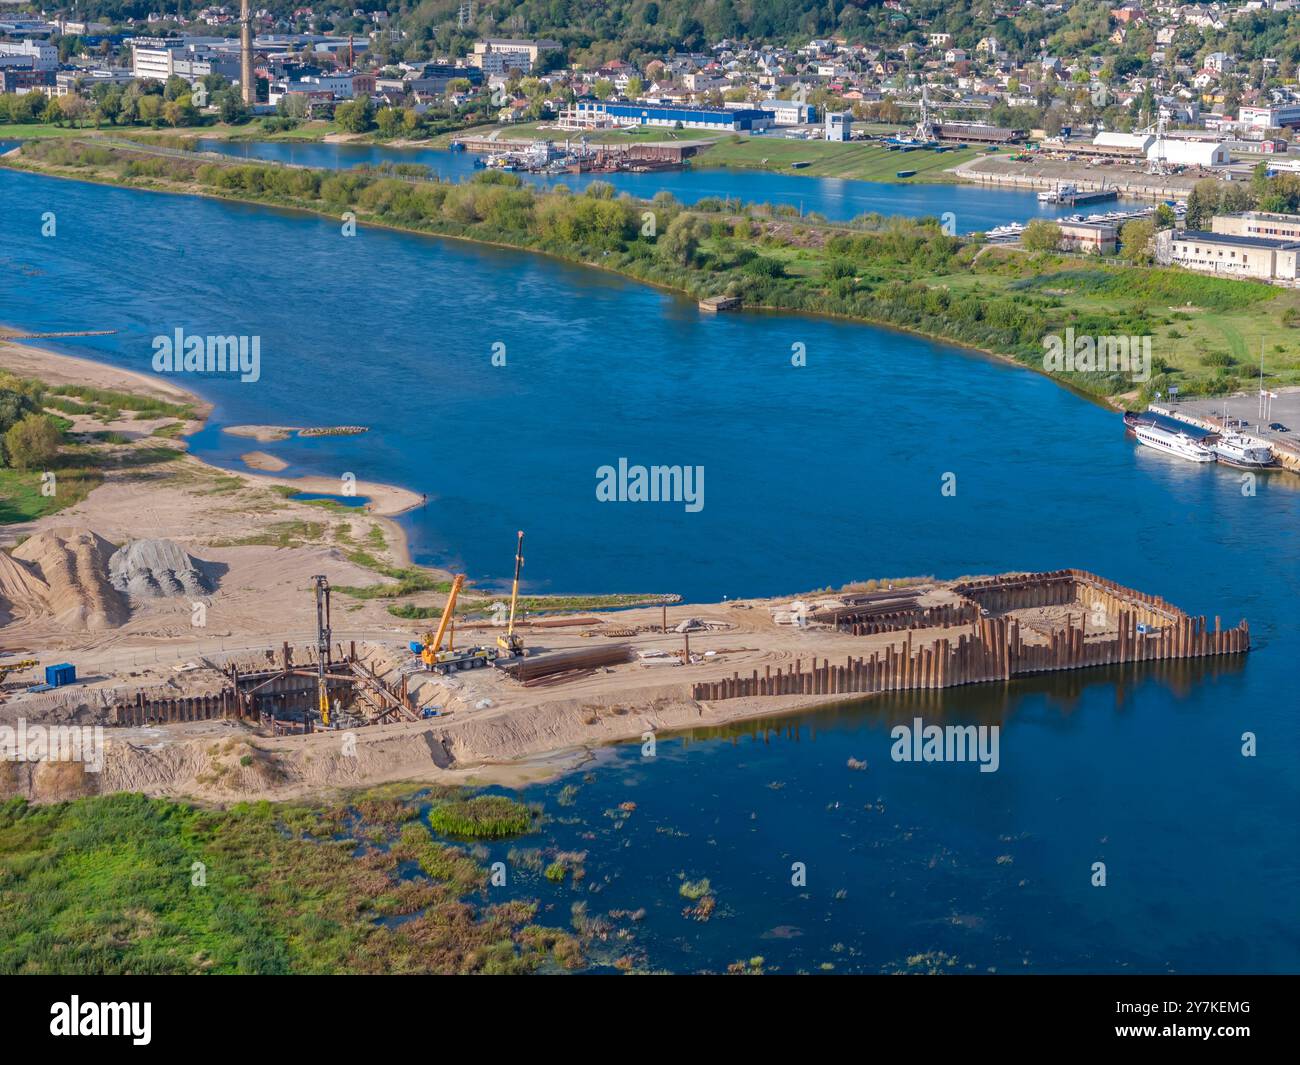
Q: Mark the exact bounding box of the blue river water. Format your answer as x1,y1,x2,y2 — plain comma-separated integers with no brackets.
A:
1,166,1297,973
196,137,1086,232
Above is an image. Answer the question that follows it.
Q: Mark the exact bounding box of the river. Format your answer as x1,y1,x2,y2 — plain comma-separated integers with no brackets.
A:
1,165,1297,973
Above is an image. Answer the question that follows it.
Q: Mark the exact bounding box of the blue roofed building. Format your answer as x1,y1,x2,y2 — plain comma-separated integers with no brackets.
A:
561,100,775,132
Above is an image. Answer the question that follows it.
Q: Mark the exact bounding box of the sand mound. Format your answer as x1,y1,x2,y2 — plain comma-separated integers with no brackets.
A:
109,538,213,599
12,526,129,630
0,550,50,624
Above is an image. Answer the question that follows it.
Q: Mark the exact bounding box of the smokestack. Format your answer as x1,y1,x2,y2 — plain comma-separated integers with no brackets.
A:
240,0,255,105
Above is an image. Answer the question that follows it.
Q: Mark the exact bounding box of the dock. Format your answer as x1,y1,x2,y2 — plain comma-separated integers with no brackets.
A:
1053,188,1117,206
699,295,742,313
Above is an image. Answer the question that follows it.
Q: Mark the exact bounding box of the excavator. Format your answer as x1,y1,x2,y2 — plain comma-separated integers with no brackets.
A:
415,574,498,674
495,530,526,659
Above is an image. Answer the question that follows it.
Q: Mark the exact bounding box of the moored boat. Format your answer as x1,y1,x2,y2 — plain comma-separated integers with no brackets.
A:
1210,432,1276,469
1130,420,1215,463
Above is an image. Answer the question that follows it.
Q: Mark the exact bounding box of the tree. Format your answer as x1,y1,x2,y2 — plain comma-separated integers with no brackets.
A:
658,212,703,265
376,106,402,137
3,413,60,470
1021,219,1062,253
216,90,249,125
1120,218,1156,264
335,94,375,133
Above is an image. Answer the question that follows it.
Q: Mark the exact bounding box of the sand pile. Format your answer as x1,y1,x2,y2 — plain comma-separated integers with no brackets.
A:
12,526,129,630
109,538,213,599
0,550,50,624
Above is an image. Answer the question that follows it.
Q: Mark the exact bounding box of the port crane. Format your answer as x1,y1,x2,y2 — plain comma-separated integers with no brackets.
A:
496,531,526,659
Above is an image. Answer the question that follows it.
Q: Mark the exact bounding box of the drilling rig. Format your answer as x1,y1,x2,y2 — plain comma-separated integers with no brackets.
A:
311,574,332,726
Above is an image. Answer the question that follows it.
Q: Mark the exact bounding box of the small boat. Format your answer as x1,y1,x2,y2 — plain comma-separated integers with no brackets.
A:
1211,432,1275,468
896,169,916,178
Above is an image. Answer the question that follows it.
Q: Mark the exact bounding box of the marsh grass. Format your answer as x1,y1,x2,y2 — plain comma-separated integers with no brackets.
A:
0,792,576,974
426,796,535,840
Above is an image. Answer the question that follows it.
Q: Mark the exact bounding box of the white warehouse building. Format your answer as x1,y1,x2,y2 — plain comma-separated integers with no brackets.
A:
1153,138,1229,167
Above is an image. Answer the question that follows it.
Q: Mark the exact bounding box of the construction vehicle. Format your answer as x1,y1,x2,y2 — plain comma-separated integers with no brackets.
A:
0,658,39,699
311,575,332,727
0,658,39,682
414,574,498,674
496,530,526,659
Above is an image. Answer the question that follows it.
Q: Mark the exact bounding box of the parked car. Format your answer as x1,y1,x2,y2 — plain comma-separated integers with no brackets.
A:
1269,422,1290,433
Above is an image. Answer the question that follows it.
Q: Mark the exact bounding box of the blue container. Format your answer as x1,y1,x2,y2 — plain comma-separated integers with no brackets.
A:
45,663,76,687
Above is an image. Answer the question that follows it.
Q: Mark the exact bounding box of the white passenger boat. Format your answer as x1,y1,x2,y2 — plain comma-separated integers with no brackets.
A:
1210,432,1275,468
1132,422,1215,463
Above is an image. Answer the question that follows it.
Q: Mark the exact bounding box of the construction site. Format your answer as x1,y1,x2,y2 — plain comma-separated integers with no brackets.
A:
1,544,1251,803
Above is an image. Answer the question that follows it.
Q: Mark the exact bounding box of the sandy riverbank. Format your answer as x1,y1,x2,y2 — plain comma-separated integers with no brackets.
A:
0,340,444,653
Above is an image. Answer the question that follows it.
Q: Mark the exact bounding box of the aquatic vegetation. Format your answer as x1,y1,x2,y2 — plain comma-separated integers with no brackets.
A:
544,860,569,883
0,794,575,974
678,878,712,901
426,796,535,840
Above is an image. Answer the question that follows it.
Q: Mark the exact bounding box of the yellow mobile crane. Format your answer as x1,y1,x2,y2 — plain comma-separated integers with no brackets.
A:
496,530,525,658
416,575,498,674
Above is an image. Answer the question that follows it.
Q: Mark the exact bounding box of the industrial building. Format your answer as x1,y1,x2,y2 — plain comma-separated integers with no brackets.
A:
130,39,240,83
762,99,817,125
1088,131,1228,167
1057,219,1119,255
471,38,561,76
562,100,775,132
1156,228,1300,281
1240,103,1300,129
825,111,852,141
0,38,56,70
1212,211,1300,241
934,122,1025,144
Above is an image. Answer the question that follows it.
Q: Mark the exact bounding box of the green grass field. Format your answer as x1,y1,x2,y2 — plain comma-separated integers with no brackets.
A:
0,123,97,140
695,136,981,182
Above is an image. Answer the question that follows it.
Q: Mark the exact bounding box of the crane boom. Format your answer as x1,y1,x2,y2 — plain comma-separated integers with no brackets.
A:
497,531,525,656
507,531,524,638
422,574,465,666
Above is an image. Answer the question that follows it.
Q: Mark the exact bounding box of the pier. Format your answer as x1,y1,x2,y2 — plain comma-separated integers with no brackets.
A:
691,569,1249,701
